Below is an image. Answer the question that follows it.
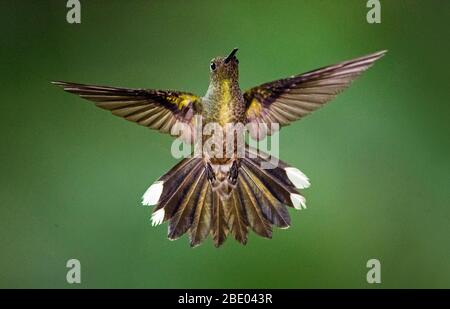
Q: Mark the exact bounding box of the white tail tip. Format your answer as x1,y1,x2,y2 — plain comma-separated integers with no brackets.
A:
290,193,307,210
285,167,310,189
142,181,164,206
151,208,165,226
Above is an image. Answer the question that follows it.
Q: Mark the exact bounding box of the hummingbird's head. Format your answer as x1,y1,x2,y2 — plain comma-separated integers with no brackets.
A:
209,48,239,82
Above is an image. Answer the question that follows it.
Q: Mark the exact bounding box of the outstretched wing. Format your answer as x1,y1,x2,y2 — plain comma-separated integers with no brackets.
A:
52,81,202,136
243,50,387,139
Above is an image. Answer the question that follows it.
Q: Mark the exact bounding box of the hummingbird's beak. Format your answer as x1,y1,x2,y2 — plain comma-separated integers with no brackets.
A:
224,48,238,63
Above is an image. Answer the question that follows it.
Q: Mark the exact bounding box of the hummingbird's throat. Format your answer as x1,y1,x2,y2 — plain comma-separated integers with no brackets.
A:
218,79,232,125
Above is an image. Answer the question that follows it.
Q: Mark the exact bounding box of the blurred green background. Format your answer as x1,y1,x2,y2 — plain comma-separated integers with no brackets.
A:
0,0,449,288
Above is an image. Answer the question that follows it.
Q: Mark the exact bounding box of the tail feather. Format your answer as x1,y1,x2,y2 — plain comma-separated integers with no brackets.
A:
241,166,291,228
142,150,310,247
143,157,201,208
244,148,309,210
189,182,213,247
143,158,204,228
157,159,202,205
245,147,310,190
168,170,206,240
224,190,249,245
242,158,297,208
157,162,203,220
211,192,229,247
238,174,272,238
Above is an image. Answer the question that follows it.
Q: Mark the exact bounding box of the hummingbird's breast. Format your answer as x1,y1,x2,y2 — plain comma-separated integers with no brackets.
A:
201,79,246,164
202,79,246,125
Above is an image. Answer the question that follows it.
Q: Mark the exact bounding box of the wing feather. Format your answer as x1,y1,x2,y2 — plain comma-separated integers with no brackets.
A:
52,81,202,136
243,50,387,139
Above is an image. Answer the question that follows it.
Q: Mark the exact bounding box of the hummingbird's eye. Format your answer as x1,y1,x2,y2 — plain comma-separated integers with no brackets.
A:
210,62,216,71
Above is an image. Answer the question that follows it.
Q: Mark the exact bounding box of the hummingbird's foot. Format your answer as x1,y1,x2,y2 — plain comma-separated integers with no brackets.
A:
205,163,216,182
228,160,239,185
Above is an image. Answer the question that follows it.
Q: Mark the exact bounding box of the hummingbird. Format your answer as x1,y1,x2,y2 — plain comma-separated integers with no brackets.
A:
52,48,386,247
